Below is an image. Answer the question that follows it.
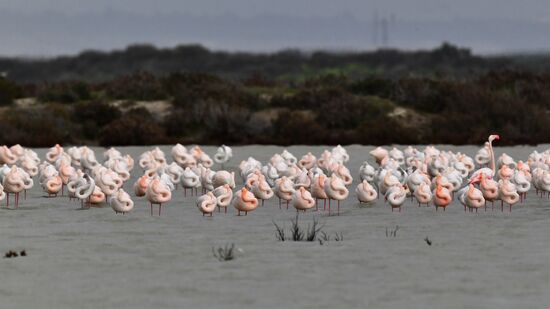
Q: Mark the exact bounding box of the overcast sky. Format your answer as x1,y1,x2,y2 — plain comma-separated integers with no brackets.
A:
1,0,549,56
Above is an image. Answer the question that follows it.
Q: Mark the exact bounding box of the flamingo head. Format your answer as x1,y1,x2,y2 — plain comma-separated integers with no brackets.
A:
489,134,500,143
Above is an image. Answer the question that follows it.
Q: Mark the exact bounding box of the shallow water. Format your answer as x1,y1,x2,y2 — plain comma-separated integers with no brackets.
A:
1,145,550,309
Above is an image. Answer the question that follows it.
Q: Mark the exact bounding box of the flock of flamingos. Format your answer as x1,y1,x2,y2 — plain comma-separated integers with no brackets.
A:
0,134,548,216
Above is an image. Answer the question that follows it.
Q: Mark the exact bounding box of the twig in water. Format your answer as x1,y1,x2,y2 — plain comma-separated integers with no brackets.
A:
386,225,399,237
212,243,236,261
306,216,324,242
273,220,286,241
424,237,432,246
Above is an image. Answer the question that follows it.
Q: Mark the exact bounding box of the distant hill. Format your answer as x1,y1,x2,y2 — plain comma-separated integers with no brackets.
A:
2,43,550,83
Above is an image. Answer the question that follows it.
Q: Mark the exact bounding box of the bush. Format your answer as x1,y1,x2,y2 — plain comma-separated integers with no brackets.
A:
0,77,23,106
103,71,167,101
36,81,91,103
0,106,74,146
98,114,166,146
165,72,259,110
272,110,327,144
72,101,122,139
349,76,393,98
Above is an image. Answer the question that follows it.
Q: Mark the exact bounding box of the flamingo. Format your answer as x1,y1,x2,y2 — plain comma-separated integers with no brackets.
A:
281,149,298,165
181,167,200,196
134,174,151,197
498,164,514,181
293,169,312,189
331,145,350,163
233,187,258,216
356,180,378,203
475,142,491,166
3,166,25,208
385,185,406,212
212,170,236,189
41,174,63,197
171,143,188,166
298,152,316,170
311,174,328,210
196,192,217,216
358,161,376,182
0,146,17,165
464,184,485,212
469,135,500,184
95,169,123,196
331,164,353,186
480,173,499,210
58,161,76,196
324,175,349,215
200,168,215,193
512,170,531,202
109,188,134,214
498,179,519,212
292,187,316,212
370,147,389,165
68,174,95,208
213,184,233,213
214,145,233,168
250,174,273,206
191,146,213,168
164,162,184,187
274,176,295,209
414,182,432,206
46,144,64,164
433,184,452,211
316,150,333,173
89,187,106,205
145,177,172,216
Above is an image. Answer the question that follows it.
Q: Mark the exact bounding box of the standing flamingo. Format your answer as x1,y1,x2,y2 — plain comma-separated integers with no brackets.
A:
233,187,258,216
145,177,172,216
292,187,316,212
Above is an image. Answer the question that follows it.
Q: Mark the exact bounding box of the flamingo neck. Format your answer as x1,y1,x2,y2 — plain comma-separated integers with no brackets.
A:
489,139,495,174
